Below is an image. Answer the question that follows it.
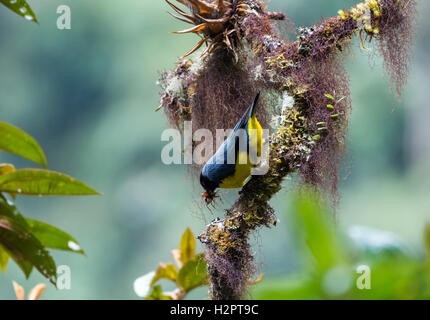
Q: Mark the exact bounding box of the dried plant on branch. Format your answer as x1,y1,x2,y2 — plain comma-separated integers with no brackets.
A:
158,0,417,299
167,0,285,61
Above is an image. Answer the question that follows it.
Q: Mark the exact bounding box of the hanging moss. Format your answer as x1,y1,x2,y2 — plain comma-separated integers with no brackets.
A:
378,0,417,97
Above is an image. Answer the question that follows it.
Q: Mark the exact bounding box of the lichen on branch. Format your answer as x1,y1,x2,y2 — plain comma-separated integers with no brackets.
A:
158,0,417,299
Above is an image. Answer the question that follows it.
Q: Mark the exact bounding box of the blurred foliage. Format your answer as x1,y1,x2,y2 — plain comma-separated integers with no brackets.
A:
0,0,37,23
0,122,98,284
253,189,430,300
134,228,209,300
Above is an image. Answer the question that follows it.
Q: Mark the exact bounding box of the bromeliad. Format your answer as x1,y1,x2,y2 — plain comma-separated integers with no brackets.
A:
166,0,263,61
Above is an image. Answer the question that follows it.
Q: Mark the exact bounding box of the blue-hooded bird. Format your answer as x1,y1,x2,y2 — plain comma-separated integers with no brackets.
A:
200,93,263,204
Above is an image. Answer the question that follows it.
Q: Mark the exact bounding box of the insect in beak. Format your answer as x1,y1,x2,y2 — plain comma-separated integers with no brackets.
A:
202,192,214,205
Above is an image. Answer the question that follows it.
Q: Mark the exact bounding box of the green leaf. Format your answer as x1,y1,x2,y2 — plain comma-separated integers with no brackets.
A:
146,285,173,300
0,244,9,272
0,122,46,167
290,189,345,271
0,0,37,23
326,104,335,110
324,93,335,100
179,228,195,265
177,253,208,292
0,169,100,196
151,263,178,286
11,254,34,278
25,218,85,255
0,164,15,177
0,198,57,284
1,243,34,278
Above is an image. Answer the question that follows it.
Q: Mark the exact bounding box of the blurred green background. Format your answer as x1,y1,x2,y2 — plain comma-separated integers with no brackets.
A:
0,0,429,299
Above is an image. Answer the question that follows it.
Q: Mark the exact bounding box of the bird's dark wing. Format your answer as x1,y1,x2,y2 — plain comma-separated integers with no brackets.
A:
201,93,260,185
201,160,235,186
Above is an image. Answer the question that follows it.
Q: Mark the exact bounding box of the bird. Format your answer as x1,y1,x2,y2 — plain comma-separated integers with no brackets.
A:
200,92,263,204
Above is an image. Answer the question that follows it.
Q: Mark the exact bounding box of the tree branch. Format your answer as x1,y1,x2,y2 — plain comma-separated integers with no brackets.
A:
159,0,417,299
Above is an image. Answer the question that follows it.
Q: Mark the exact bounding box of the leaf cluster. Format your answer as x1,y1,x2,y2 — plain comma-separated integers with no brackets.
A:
134,228,209,300
0,122,99,285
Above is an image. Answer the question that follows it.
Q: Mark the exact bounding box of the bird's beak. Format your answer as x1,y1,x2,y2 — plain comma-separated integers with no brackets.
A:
202,192,209,198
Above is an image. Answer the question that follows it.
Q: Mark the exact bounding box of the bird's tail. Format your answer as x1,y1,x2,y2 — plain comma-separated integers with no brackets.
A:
249,92,260,117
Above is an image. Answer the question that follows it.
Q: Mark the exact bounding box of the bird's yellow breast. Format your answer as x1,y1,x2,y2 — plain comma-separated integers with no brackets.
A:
219,115,263,189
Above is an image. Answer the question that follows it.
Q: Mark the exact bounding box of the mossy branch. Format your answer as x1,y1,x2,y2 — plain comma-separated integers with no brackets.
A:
159,0,417,299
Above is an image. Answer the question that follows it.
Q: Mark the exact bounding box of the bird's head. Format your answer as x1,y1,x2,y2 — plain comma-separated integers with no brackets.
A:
200,173,218,205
